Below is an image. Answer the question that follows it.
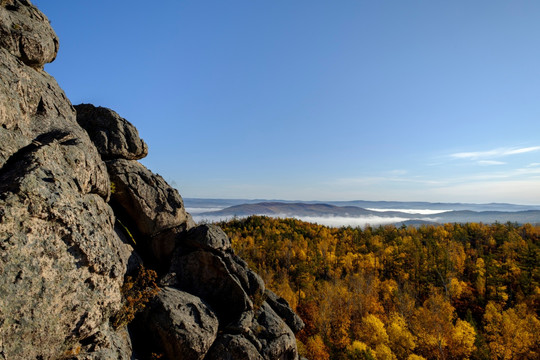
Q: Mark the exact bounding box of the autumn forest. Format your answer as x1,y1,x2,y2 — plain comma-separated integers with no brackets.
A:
218,216,540,360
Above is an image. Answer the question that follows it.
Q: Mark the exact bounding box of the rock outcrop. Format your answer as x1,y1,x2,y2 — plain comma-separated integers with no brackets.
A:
0,1,132,359
0,1,304,359
74,104,148,161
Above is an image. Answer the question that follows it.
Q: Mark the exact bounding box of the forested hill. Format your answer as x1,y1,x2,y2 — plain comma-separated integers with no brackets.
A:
200,201,540,225
219,216,540,360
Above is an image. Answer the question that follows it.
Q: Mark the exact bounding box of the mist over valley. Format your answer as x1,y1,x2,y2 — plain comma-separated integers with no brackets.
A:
185,198,540,227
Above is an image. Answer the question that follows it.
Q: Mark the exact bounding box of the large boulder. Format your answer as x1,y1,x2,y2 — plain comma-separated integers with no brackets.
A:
205,302,299,360
251,302,299,360
165,249,253,325
182,224,232,253
147,224,232,272
0,50,104,191
141,287,219,360
107,159,194,238
74,104,148,161
205,334,264,360
0,0,58,69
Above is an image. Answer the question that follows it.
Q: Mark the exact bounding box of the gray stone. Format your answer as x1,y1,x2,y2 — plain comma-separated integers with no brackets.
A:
222,253,265,303
0,2,305,359
71,325,133,360
0,3,133,357
142,287,218,360
205,334,264,360
224,310,255,335
265,289,305,333
149,225,190,267
74,104,148,160
107,159,193,238
183,224,232,253
0,47,110,198
0,139,133,359
167,250,252,325
251,302,298,360
0,0,58,69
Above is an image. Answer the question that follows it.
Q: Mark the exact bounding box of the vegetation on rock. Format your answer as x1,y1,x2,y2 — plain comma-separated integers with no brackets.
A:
113,266,160,330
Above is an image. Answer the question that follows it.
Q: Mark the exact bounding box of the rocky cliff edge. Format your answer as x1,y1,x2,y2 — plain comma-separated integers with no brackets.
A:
0,1,303,359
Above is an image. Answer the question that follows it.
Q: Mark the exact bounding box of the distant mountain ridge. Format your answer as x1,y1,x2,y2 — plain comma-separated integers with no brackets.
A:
185,198,540,212
190,200,540,225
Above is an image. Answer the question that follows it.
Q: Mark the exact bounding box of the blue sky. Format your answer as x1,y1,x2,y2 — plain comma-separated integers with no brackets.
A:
34,0,540,204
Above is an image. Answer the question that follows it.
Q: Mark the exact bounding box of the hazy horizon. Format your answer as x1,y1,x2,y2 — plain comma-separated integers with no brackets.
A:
186,198,540,227
35,1,540,205
183,196,540,207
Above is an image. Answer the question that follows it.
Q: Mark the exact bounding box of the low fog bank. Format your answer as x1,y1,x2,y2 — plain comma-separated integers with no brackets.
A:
366,208,451,215
186,207,226,214
191,213,430,228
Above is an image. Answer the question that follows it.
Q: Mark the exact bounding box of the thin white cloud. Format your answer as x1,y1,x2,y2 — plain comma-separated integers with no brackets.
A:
450,146,540,160
477,160,506,166
388,169,408,175
335,176,442,186
527,163,540,168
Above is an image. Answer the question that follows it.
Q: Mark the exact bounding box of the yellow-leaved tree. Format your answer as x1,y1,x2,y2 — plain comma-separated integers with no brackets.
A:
386,312,416,359
483,302,540,359
411,291,476,359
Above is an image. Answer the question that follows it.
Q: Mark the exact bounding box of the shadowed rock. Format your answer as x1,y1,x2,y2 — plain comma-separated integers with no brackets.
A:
107,159,194,238
75,104,148,160
165,250,252,325
182,224,232,253
141,287,219,360
205,334,264,360
265,289,305,333
206,302,299,360
251,302,298,360
72,324,133,360
0,0,58,69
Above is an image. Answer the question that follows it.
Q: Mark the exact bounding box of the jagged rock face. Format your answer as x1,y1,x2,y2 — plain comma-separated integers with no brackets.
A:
74,104,149,160
0,1,133,359
0,1,304,359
